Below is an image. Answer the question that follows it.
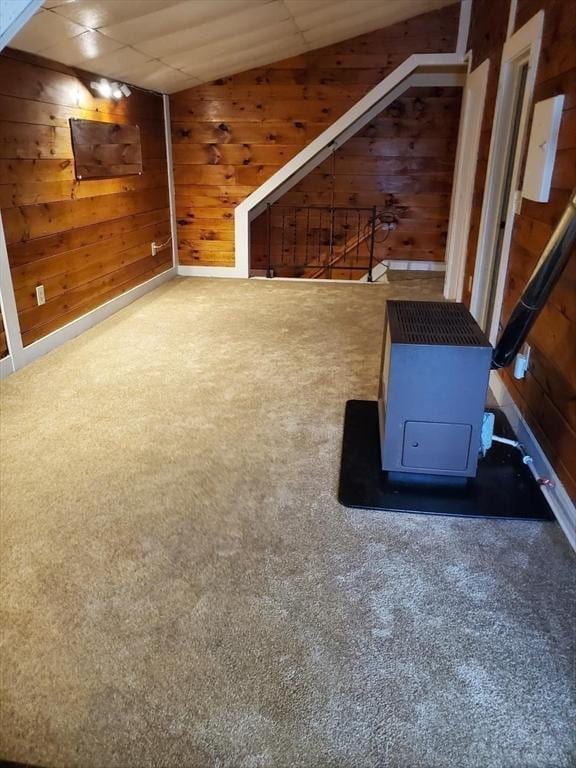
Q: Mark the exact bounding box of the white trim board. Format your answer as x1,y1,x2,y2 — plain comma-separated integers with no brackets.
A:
248,260,445,285
179,260,444,283
252,276,377,285
490,371,576,552
0,355,14,379
178,265,245,278
363,260,445,282
444,59,489,301
0,213,25,369
368,259,445,281
375,260,445,271
507,0,519,39
456,0,472,57
232,57,465,279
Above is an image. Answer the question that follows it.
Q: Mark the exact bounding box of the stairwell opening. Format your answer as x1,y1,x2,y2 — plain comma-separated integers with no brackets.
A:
249,83,463,282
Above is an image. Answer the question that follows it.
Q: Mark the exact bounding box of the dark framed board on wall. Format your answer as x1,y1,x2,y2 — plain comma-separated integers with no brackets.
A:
69,119,143,179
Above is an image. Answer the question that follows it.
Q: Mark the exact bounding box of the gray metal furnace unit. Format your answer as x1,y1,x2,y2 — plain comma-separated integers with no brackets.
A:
378,301,492,479
338,188,574,518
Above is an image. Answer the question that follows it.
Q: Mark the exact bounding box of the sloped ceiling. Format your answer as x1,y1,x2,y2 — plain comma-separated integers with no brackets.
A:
8,0,457,94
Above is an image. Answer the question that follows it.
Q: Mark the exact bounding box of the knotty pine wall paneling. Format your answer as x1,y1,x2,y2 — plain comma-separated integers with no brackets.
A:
170,3,460,269
0,309,7,359
0,49,172,347
250,85,462,275
465,0,576,499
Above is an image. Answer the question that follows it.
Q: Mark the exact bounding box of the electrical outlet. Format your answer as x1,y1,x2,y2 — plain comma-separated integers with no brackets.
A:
513,343,531,379
35,285,45,305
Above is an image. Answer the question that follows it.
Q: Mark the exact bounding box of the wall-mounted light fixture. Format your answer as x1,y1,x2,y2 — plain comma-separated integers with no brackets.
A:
90,79,132,100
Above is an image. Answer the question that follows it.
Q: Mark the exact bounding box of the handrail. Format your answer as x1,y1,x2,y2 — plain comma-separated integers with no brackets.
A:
265,205,379,280
308,213,381,279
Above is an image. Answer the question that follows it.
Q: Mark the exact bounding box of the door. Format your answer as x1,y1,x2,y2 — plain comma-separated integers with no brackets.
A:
469,12,543,343
483,59,529,336
444,59,489,302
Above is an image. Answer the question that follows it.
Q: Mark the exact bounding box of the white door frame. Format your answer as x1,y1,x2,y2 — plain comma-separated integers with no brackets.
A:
469,11,544,342
444,58,489,302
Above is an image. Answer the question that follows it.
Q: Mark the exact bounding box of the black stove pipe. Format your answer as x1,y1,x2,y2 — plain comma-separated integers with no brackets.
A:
491,188,576,369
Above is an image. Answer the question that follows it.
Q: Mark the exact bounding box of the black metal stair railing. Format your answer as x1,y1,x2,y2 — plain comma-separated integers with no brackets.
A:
265,204,378,281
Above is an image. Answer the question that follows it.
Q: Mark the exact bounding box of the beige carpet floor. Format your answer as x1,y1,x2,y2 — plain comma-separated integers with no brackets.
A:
0,276,574,768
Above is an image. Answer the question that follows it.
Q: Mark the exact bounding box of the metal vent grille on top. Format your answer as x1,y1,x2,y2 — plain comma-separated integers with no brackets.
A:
387,301,491,346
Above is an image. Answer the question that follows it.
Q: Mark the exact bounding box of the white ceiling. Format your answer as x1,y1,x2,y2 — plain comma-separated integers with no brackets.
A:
9,0,457,94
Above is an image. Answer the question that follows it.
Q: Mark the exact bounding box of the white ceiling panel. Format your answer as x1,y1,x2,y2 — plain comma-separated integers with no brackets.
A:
99,0,269,46
9,9,86,53
40,29,123,65
303,1,448,45
52,0,182,29
42,1,78,8
119,59,201,90
162,18,301,70
136,1,292,58
290,0,384,28
283,0,334,13
119,58,174,81
7,0,457,92
186,37,309,86
77,46,153,79
178,32,305,79
296,0,446,33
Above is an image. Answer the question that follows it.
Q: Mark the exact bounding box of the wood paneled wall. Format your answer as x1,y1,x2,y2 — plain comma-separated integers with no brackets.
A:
0,50,172,347
250,85,462,276
466,0,576,499
170,3,460,269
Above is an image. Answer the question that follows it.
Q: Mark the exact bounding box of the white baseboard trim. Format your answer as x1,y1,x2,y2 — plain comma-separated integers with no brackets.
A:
177,265,244,278
385,260,446,271
361,260,445,282
177,261,445,281
251,276,373,284
490,371,576,551
17,268,176,372
0,354,14,379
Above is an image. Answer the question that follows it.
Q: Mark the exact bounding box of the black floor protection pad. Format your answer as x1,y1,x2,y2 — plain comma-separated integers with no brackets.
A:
338,400,553,520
